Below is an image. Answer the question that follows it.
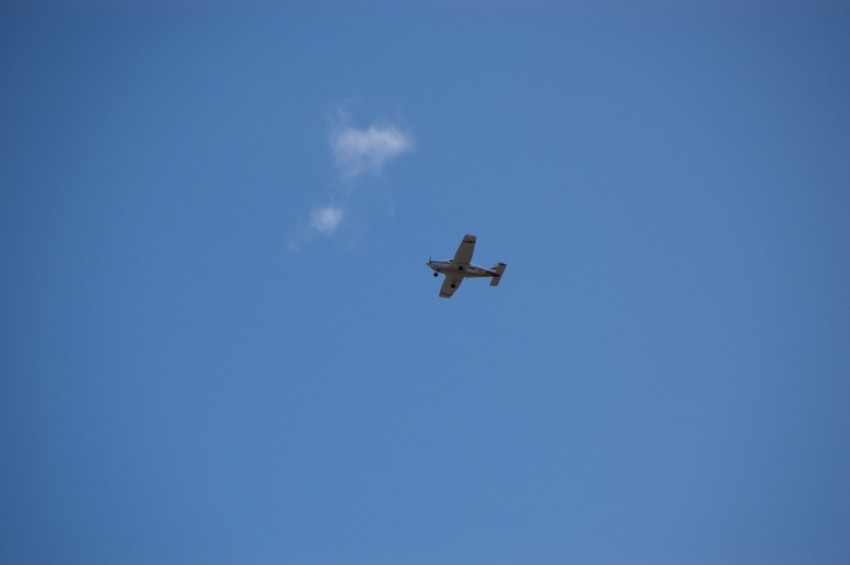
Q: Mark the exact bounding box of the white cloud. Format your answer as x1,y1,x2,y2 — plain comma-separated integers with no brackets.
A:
287,112,414,254
330,123,415,178
310,205,344,235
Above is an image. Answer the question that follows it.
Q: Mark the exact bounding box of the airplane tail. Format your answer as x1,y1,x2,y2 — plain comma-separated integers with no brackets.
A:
490,263,507,286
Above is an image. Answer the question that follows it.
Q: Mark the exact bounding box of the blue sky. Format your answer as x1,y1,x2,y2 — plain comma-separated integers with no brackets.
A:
2,1,849,563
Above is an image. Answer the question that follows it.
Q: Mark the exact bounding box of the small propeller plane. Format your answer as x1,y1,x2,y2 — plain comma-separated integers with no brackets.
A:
427,234,506,298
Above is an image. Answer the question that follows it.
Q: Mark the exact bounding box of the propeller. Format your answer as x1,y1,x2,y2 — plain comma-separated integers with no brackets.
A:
426,256,440,277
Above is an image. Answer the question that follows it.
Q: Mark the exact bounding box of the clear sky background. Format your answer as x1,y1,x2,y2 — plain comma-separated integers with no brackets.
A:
2,1,849,563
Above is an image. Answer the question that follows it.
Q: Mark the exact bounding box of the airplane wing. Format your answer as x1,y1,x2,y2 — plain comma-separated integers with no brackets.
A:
452,234,476,266
439,276,463,298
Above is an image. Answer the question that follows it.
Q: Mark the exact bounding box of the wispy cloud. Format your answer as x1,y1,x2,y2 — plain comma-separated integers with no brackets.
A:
310,205,343,235
330,123,415,179
287,110,414,254
286,202,344,252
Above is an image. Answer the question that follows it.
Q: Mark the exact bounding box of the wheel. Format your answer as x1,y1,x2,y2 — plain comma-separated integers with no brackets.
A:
458,266,463,271
450,284,456,288
433,272,438,277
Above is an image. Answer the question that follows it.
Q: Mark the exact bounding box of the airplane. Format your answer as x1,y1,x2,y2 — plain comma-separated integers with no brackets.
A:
427,234,506,298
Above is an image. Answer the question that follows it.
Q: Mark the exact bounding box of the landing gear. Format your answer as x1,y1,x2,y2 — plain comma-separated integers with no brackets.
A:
433,272,438,277
450,284,456,288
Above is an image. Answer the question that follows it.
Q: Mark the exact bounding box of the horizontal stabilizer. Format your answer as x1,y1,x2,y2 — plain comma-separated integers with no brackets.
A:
490,263,507,286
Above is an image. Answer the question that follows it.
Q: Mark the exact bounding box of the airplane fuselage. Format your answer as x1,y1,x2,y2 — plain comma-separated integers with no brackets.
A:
427,260,498,278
